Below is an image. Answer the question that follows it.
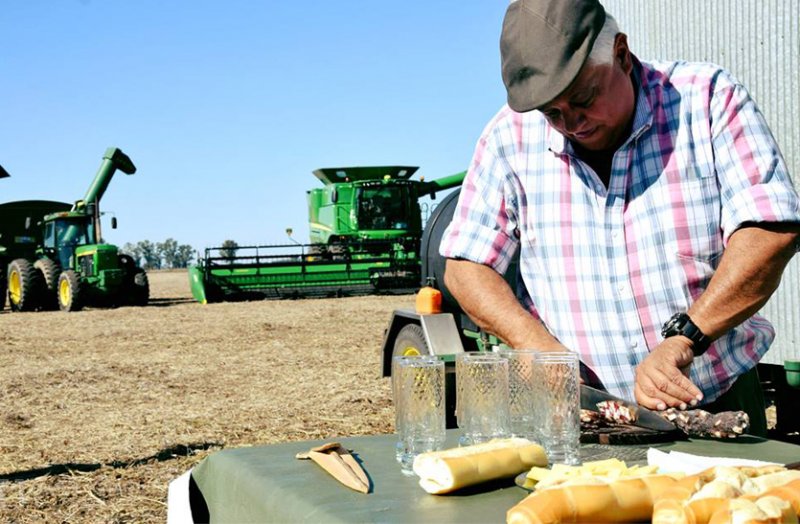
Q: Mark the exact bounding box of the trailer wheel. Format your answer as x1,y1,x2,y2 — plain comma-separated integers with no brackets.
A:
58,270,84,312
392,324,430,357
7,259,42,312
34,258,61,310
0,269,6,311
131,269,149,306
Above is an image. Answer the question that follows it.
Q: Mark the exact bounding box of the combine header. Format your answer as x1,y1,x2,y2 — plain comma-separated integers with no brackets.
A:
189,166,464,303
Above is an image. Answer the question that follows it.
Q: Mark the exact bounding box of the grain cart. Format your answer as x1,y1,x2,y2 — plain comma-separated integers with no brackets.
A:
0,199,72,311
0,167,68,311
0,164,10,309
5,147,149,312
189,166,465,303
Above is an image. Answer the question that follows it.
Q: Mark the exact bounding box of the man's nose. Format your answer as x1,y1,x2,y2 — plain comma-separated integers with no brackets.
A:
562,111,585,133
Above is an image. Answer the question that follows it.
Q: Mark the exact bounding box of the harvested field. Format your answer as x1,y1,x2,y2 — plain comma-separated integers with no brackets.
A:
0,270,412,522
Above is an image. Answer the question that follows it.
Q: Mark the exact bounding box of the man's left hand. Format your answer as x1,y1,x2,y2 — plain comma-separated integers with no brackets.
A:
634,337,703,410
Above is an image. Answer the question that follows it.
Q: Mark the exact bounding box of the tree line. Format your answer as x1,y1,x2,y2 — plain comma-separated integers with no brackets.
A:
121,239,196,269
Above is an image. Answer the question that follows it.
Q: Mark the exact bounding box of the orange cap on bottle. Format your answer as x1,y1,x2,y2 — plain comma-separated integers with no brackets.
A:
416,278,442,314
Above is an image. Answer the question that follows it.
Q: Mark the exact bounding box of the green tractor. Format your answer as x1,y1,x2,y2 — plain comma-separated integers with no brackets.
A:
189,166,465,302
5,147,149,312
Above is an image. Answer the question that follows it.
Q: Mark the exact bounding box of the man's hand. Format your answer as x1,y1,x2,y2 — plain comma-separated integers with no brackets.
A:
634,337,703,411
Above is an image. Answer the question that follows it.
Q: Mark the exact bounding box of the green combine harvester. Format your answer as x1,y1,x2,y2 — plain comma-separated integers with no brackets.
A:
1,148,149,312
189,166,465,302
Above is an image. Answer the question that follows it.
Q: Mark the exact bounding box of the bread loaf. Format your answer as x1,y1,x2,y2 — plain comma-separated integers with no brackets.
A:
507,474,681,524
707,496,797,524
652,466,800,524
508,466,799,524
412,438,547,495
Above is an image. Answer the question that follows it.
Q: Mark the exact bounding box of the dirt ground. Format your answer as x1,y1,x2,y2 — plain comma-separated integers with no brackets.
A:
0,270,412,522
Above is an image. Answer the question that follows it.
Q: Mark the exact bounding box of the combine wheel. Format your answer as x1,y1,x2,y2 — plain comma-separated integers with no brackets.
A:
7,259,42,312
392,324,430,357
131,269,149,306
58,270,85,312
34,258,61,310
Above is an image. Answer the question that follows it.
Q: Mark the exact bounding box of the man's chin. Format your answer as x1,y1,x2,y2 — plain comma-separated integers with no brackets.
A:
572,131,618,152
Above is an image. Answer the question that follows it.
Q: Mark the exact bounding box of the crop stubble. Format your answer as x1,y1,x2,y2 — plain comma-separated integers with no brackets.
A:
0,270,410,522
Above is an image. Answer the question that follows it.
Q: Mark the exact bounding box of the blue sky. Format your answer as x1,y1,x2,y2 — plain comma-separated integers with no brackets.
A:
1,1,509,254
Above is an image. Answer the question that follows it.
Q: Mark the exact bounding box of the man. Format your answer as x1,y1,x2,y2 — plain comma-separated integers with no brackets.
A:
439,0,800,435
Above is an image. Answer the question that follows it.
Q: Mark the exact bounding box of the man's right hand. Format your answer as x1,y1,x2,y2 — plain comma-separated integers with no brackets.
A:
634,337,703,411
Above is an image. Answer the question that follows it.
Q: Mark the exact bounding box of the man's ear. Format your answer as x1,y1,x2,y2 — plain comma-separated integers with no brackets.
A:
614,33,632,74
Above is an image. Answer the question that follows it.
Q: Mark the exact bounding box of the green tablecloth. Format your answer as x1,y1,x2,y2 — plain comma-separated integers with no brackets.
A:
189,431,800,523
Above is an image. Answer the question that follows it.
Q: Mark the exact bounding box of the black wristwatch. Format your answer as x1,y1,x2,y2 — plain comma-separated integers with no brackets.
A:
661,313,710,356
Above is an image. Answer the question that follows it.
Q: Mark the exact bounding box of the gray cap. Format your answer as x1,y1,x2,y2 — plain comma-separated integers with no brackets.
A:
501,0,606,112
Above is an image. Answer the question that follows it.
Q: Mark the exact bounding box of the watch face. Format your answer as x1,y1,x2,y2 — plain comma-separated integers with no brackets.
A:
662,313,685,337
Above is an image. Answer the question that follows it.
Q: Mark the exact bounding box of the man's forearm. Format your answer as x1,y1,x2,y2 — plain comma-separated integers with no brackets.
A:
689,224,799,339
443,258,564,350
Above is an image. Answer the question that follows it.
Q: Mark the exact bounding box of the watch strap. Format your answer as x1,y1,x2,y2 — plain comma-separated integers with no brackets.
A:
662,313,710,356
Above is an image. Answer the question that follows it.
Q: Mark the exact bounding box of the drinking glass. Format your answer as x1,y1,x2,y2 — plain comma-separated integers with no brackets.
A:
392,355,446,475
534,351,581,465
499,349,540,442
456,352,510,446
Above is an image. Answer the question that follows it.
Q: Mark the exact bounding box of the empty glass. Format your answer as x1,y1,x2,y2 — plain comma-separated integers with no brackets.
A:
534,351,581,465
456,352,510,446
392,355,446,475
499,349,541,442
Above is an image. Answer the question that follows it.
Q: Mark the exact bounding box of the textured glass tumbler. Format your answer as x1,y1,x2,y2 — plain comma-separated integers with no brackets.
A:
456,352,510,446
393,355,446,475
499,349,541,443
534,351,581,465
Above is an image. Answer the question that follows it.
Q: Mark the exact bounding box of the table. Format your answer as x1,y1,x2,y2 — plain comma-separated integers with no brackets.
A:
186,431,800,523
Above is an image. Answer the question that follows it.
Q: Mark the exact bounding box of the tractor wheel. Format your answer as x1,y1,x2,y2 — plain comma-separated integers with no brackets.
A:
392,323,431,357
118,254,137,274
7,259,42,312
34,258,61,310
130,269,149,306
58,270,85,312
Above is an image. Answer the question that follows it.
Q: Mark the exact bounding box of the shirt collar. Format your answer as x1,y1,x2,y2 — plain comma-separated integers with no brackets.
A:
627,57,653,143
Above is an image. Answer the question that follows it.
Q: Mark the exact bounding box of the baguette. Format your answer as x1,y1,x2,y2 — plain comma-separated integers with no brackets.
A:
652,467,800,524
507,474,681,524
412,438,547,495
742,479,800,515
706,496,797,524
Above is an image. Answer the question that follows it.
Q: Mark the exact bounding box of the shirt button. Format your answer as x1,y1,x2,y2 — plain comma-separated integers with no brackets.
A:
630,340,639,348
612,231,619,239
618,284,625,292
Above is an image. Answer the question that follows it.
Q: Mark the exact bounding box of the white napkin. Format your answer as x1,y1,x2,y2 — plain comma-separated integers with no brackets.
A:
647,448,780,475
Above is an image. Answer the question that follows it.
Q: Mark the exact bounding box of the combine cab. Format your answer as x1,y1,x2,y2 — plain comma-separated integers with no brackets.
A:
190,166,464,302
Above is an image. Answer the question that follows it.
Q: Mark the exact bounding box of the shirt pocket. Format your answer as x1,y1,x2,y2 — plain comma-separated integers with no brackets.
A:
655,163,723,262
674,165,723,263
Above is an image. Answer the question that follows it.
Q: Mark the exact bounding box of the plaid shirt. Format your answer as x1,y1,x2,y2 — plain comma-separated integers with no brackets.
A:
440,59,800,403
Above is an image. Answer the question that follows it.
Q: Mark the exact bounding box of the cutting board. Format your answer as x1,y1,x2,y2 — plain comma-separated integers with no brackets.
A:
581,425,686,445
